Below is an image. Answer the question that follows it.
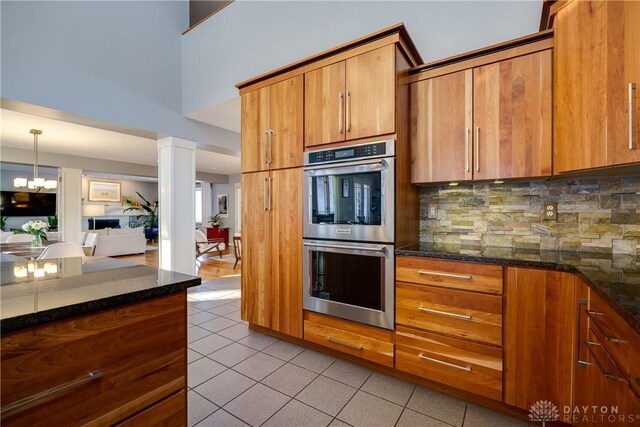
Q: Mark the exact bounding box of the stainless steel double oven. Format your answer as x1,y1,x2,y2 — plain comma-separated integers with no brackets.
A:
302,140,395,330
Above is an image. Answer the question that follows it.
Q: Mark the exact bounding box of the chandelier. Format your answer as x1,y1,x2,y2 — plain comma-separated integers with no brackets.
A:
13,129,57,190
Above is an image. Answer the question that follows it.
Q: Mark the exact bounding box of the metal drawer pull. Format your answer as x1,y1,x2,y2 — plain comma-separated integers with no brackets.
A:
587,311,623,343
1,370,103,416
584,340,628,384
418,352,472,372
417,270,472,280
327,336,363,350
418,306,472,320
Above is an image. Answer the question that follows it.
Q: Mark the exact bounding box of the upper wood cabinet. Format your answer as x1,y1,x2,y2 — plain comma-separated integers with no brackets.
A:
241,168,302,338
305,44,396,147
554,0,640,173
409,36,553,184
241,76,303,172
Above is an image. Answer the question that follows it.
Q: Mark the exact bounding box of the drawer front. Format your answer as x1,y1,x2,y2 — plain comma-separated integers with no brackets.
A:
396,283,502,346
1,293,187,427
303,311,394,367
396,257,503,295
588,292,633,375
117,390,186,427
396,326,503,401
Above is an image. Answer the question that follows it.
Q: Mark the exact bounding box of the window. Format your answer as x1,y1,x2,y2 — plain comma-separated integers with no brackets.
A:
195,187,202,223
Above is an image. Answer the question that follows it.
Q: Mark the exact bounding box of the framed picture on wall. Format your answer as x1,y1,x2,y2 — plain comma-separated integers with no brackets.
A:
88,181,121,202
217,193,229,218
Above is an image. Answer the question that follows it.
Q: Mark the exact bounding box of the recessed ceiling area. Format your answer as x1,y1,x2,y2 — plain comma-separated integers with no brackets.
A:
1,109,241,175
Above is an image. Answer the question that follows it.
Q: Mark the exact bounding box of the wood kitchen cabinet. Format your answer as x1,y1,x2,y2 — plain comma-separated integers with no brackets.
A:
241,168,302,338
504,268,576,413
553,0,640,173
305,44,396,147
241,75,303,172
409,32,553,184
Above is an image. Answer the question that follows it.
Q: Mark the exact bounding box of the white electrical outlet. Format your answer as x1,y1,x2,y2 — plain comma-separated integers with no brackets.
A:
428,205,438,219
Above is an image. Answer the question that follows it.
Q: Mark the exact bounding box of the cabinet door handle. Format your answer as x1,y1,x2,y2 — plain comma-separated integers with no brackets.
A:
465,128,471,173
327,336,363,350
268,130,274,164
0,370,103,416
417,270,472,280
475,127,480,172
268,177,273,211
418,306,472,321
263,130,270,165
346,91,352,133
630,82,637,150
263,177,269,211
584,340,629,383
338,92,344,134
418,352,472,372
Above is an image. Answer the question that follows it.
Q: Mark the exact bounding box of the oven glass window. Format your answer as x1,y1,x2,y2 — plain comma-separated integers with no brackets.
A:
310,172,382,225
310,251,383,311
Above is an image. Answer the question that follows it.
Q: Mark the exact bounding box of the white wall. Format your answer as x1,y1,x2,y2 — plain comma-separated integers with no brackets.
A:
182,1,542,116
210,173,241,237
1,0,239,153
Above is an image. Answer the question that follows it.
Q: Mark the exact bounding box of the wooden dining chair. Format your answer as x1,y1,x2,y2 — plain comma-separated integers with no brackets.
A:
233,235,241,270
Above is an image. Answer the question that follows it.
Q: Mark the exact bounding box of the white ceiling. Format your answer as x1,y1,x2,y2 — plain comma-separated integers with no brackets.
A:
187,97,241,133
1,109,241,175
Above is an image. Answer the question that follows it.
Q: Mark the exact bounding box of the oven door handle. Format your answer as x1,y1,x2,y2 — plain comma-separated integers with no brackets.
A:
304,158,389,173
303,242,387,253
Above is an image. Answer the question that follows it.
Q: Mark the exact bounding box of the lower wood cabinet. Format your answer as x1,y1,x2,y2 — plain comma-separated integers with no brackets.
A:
1,293,187,426
396,326,502,401
504,267,576,412
303,311,394,367
116,390,186,427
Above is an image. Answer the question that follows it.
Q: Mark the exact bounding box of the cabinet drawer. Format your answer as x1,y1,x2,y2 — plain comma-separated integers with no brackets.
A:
1,293,186,427
396,283,502,346
117,390,186,427
396,326,503,401
303,311,394,367
396,257,503,295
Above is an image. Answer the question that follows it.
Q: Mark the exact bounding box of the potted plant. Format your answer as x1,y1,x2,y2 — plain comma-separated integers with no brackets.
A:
21,220,48,247
0,216,7,231
208,214,222,228
123,192,158,241
47,215,58,231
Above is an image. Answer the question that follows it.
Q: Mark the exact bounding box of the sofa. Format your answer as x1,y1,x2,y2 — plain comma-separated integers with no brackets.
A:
92,227,147,257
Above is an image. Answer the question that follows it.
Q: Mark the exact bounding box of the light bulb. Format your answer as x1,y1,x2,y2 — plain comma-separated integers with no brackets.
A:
27,181,36,189
44,180,57,189
14,266,28,278
14,178,27,188
33,177,45,187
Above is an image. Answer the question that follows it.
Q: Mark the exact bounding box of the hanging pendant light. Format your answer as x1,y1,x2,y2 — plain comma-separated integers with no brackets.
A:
13,129,57,191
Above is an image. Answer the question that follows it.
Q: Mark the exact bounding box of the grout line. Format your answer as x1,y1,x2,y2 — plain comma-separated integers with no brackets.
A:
460,403,468,427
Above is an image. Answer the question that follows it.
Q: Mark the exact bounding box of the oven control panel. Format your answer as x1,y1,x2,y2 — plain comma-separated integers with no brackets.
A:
306,141,389,165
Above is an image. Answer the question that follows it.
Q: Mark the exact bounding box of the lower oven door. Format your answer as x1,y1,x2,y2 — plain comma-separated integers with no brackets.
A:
303,239,394,330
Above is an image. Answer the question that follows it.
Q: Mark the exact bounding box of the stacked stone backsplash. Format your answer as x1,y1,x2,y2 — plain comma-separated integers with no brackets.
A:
419,177,640,255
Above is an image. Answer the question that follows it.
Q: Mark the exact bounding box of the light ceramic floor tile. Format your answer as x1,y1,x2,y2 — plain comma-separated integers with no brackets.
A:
328,419,351,427
296,376,357,417
188,357,226,388
208,342,257,367
397,409,454,427
188,390,218,426
463,404,528,427
407,386,467,426
222,309,243,322
232,352,285,381
322,359,372,388
188,326,213,343
193,300,229,310
209,304,240,316
199,317,238,333
188,311,220,325
189,333,234,356
263,399,332,427
194,369,256,407
290,349,336,373
187,306,203,315
237,332,279,351
337,391,403,427
198,409,250,427
360,371,415,406
217,323,254,341
224,383,290,427
262,363,318,397
188,349,204,364
262,340,305,361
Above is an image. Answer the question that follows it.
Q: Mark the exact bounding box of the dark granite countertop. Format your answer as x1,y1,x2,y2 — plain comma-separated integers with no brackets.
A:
1,256,201,333
396,243,640,335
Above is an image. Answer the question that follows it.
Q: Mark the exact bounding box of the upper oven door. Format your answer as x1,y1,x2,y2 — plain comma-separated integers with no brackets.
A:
303,157,395,243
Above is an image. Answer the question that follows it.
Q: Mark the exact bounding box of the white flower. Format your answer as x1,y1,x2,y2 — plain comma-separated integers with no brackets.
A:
22,220,48,233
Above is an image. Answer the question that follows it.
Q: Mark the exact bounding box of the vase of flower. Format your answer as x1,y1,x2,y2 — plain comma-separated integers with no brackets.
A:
22,220,48,247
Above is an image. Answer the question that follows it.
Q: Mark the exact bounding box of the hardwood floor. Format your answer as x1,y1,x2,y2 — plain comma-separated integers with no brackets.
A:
118,249,241,281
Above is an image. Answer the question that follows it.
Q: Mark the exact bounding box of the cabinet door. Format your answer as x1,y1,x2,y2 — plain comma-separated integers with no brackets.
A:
270,76,304,170
304,61,346,147
410,70,472,183
345,44,396,140
473,50,552,181
504,268,575,412
241,172,272,328
269,168,303,338
241,87,270,173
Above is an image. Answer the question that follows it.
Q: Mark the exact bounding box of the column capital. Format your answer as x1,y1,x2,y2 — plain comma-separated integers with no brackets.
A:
158,136,197,150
